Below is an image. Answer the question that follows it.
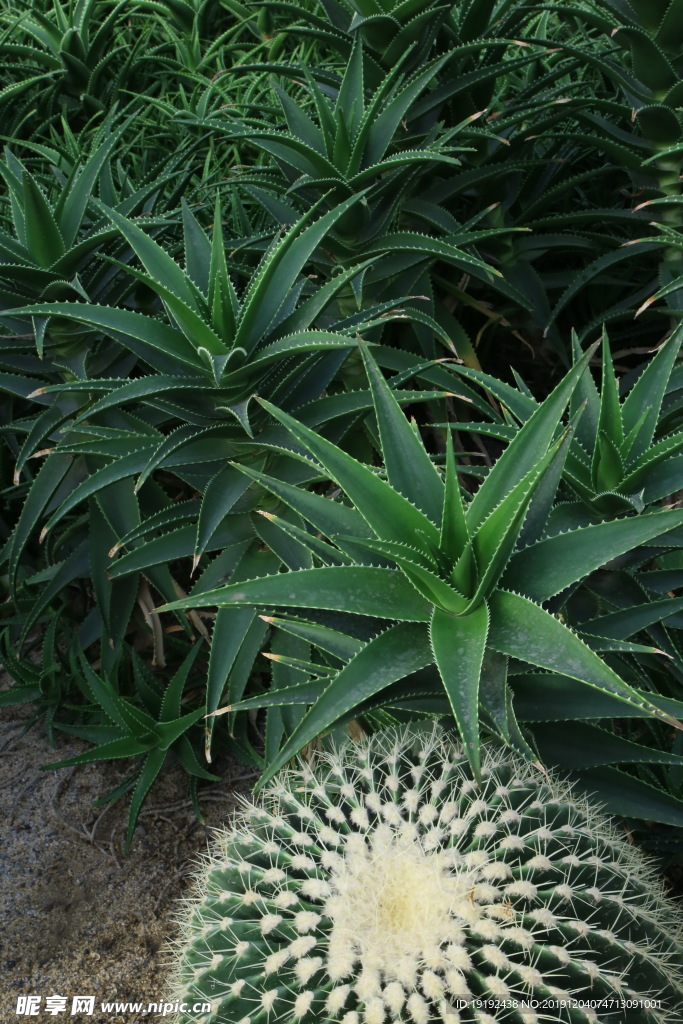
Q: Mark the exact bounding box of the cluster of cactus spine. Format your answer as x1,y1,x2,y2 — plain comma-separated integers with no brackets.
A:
167,726,683,1023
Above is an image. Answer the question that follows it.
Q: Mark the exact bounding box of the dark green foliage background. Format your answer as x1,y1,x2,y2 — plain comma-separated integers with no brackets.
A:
1,0,683,863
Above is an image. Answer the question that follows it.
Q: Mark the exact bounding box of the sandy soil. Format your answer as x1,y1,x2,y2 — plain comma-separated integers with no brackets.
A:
1,688,254,1024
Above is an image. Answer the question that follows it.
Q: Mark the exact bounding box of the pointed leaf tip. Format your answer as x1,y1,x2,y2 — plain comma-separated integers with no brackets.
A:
635,296,657,317
204,705,231,719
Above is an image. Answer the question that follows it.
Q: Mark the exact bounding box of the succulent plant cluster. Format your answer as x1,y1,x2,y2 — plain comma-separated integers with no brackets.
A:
168,727,683,1023
3,0,683,852
162,339,683,832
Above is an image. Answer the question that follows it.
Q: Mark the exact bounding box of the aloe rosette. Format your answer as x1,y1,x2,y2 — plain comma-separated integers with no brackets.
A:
167,725,683,1023
445,327,683,519
160,341,683,801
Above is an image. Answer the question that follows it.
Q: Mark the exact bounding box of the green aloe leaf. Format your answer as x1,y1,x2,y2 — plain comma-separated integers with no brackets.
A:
257,511,353,566
593,431,624,492
181,198,211,295
194,466,251,568
511,673,683,722
469,437,566,607
504,510,683,602
620,431,683,494
440,439,469,566
56,124,125,248
612,25,677,93
224,331,359,383
19,544,89,644
272,80,326,153
229,462,373,540
478,648,509,742
581,596,683,640
209,196,239,344
595,332,623,448
655,0,683,50
106,258,228,359
160,641,205,723
39,449,156,539
637,568,683,593
363,231,509,292
205,606,265,758
158,566,432,621
533,722,683,769
77,652,156,735
108,520,252,579
488,589,682,732
5,453,73,594
44,735,159,770
276,257,379,336
253,622,432,790
517,429,574,549
100,207,204,314
220,679,324,714
6,303,204,371
123,749,168,853
358,51,452,168
569,331,600,450
547,242,663,331
256,398,441,551
23,171,64,268
466,342,596,531
359,341,443,523
199,122,339,177
339,535,468,613
155,708,206,750
430,602,488,779
39,377,208,423
259,614,364,661
234,193,369,353
570,767,683,828
252,509,314,572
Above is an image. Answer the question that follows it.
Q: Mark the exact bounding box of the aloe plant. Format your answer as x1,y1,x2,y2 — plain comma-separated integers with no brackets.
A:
0,0,151,130
3,0,683,850
0,183,471,772
311,0,454,70
182,28,600,368
444,327,683,519
159,342,683,793
0,123,189,339
247,0,668,361
520,0,683,331
181,38,533,313
27,643,218,853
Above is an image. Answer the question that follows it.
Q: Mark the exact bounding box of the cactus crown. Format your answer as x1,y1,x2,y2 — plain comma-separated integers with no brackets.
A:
167,726,683,1024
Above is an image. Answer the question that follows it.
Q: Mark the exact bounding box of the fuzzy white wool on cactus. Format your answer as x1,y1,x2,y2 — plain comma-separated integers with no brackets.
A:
165,725,683,1024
